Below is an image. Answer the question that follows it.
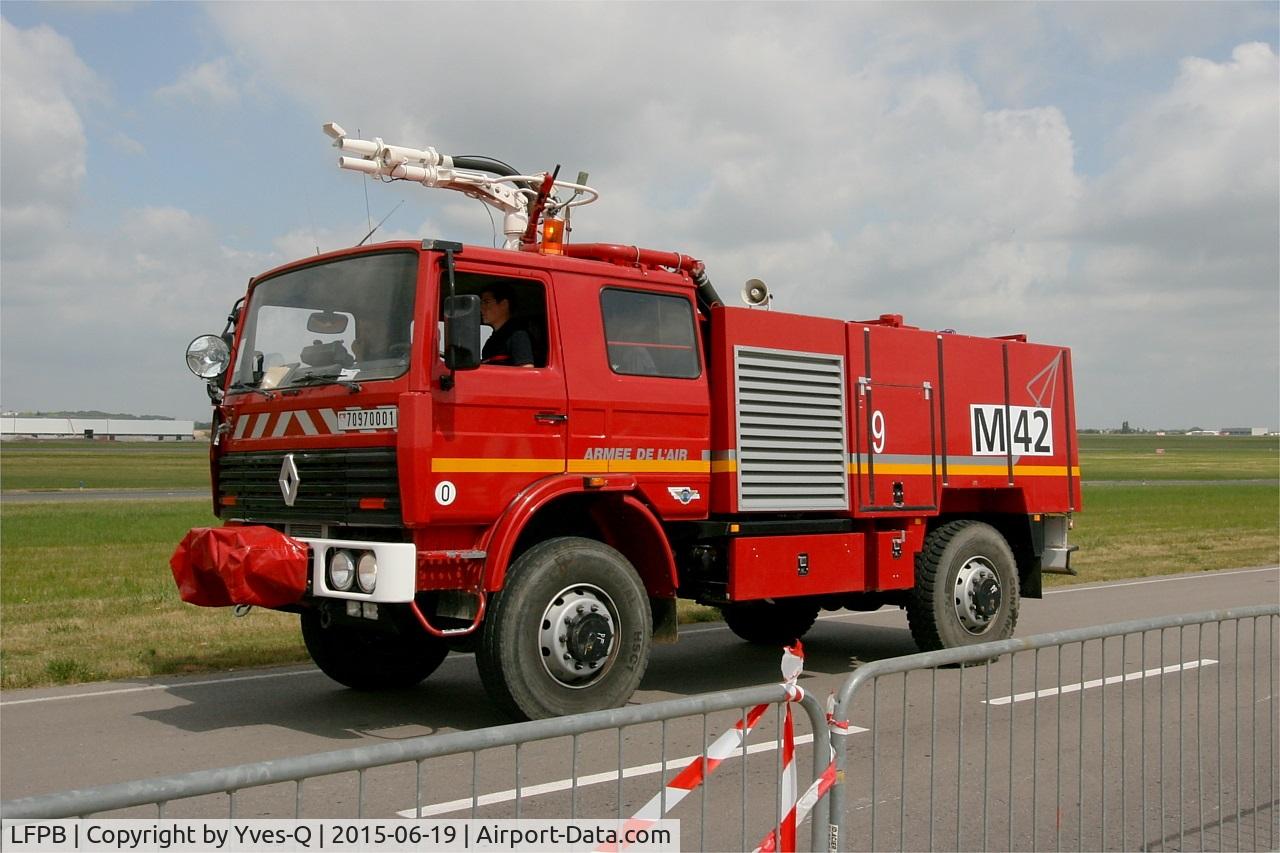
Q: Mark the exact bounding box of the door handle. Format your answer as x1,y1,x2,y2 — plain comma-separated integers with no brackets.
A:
535,412,568,424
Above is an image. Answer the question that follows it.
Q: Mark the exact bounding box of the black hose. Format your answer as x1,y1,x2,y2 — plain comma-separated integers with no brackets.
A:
454,156,536,194
453,155,521,177
691,265,724,313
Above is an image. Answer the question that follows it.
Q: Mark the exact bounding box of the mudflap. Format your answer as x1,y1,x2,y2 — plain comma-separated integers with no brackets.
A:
171,526,309,608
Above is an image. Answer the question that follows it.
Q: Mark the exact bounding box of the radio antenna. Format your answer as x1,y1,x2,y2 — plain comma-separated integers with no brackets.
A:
356,200,403,247
359,128,372,234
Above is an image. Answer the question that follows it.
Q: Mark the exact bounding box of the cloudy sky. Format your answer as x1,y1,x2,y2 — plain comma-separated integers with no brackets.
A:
2,2,1277,429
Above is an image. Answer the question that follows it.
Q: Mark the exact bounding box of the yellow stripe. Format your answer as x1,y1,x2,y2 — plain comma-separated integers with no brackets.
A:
621,459,710,474
435,457,712,475
1013,465,1082,477
848,463,1081,478
437,458,1079,478
570,459,711,474
432,457,564,473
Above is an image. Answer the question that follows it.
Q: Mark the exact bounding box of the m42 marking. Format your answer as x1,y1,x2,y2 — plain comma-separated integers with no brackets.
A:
971,405,1053,456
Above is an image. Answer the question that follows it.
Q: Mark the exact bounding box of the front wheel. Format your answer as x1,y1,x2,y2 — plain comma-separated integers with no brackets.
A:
906,520,1019,651
301,609,449,690
477,537,652,721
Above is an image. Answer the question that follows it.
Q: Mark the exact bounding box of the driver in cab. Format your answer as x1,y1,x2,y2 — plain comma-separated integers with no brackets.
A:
479,284,535,367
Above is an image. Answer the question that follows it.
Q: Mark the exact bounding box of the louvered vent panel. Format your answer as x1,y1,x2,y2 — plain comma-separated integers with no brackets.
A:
734,346,849,511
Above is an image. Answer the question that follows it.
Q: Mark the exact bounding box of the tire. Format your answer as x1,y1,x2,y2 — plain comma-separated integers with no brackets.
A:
720,599,820,646
906,520,1020,652
301,610,449,690
477,537,652,721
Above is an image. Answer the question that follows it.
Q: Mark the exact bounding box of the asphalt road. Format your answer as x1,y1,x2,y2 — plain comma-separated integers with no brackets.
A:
2,566,1276,849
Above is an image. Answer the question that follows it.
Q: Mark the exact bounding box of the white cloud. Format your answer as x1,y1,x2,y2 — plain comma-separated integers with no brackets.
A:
2,7,1274,427
200,5,1276,426
1056,42,1279,427
0,20,104,249
154,56,239,107
0,22,267,415
1,206,274,416
1098,43,1278,234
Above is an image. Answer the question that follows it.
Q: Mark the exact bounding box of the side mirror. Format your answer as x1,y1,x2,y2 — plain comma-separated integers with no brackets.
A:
443,294,482,370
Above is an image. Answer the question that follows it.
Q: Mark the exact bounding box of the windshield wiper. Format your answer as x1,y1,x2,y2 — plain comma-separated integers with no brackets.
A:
227,383,275,400
287,373,362,394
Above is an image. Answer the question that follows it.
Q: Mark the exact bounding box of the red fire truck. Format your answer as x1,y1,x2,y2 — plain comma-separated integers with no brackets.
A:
173,124,1080,720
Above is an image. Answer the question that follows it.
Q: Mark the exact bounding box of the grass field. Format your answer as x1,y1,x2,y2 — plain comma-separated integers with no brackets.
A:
1078,434,1278,481
0,440,209,490
1,435,1276,689
0,501,309,689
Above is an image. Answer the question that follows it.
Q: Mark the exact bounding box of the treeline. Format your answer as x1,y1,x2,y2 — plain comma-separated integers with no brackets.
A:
11,411,177,421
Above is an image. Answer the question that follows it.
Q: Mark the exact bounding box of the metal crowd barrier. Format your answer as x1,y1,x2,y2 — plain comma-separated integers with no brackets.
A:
1,683,831,852
4,605,1276,852
827,604,1279,852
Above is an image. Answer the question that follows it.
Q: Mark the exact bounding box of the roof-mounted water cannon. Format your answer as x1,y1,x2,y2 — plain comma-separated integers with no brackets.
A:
323,122,598,251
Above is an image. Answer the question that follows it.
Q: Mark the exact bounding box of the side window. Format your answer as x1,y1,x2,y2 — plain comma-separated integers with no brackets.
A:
438,272,548,367
601,288,700,378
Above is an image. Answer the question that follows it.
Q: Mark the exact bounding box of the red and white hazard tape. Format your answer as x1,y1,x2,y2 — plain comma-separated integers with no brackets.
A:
600,643,811,853
754,691,846,853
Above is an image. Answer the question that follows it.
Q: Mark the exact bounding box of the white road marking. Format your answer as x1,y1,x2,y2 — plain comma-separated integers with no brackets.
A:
984,659,1219,706
394,727,868,818
0,669,324,707
1042,565,1277,595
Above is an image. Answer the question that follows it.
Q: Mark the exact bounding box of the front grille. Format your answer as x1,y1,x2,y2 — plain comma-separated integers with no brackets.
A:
218,448,401,525
734,346,849,511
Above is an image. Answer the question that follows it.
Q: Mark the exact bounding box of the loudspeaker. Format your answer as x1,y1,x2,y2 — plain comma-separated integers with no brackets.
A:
741,278,770,306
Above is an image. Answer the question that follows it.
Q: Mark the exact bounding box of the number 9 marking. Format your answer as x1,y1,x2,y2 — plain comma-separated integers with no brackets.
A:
871,410,887,454
434,480,456,506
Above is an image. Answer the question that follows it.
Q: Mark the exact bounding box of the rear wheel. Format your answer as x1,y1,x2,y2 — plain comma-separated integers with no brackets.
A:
301,610,449,690
477,537,652,720
720,599,820,646
906,520,1019,651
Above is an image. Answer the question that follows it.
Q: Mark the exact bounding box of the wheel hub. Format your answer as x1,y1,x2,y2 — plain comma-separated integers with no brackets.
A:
567,612,613,665
953,557,1001,634
539,585,617,687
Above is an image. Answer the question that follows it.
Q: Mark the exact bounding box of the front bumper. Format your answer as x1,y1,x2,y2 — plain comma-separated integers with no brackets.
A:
298,535,416,603
172,526,417,608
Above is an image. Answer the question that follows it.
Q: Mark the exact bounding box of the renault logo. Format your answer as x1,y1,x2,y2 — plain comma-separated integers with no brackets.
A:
279,454,300,506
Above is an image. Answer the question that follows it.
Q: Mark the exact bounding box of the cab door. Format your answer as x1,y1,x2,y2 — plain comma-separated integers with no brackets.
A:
428,264,567,523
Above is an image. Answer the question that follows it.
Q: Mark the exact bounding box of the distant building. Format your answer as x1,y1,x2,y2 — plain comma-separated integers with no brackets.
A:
0,417,195,440
1221,427,1269,437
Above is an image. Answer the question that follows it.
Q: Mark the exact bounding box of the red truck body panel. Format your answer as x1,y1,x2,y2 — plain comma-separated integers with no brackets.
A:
206,239,1079,606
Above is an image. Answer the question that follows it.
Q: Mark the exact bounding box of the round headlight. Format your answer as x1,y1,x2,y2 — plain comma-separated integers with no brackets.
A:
186,334,230,379
328,550,356,591
357,552,378,593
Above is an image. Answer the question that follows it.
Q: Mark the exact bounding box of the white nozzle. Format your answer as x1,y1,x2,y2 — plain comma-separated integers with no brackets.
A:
338,137,380,158
338,156,380,175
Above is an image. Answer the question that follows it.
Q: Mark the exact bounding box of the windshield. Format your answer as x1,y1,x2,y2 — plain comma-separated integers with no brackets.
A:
231,251,417,391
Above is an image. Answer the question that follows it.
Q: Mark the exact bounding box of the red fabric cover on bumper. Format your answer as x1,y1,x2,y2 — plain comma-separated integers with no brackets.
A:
170,526,309,607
